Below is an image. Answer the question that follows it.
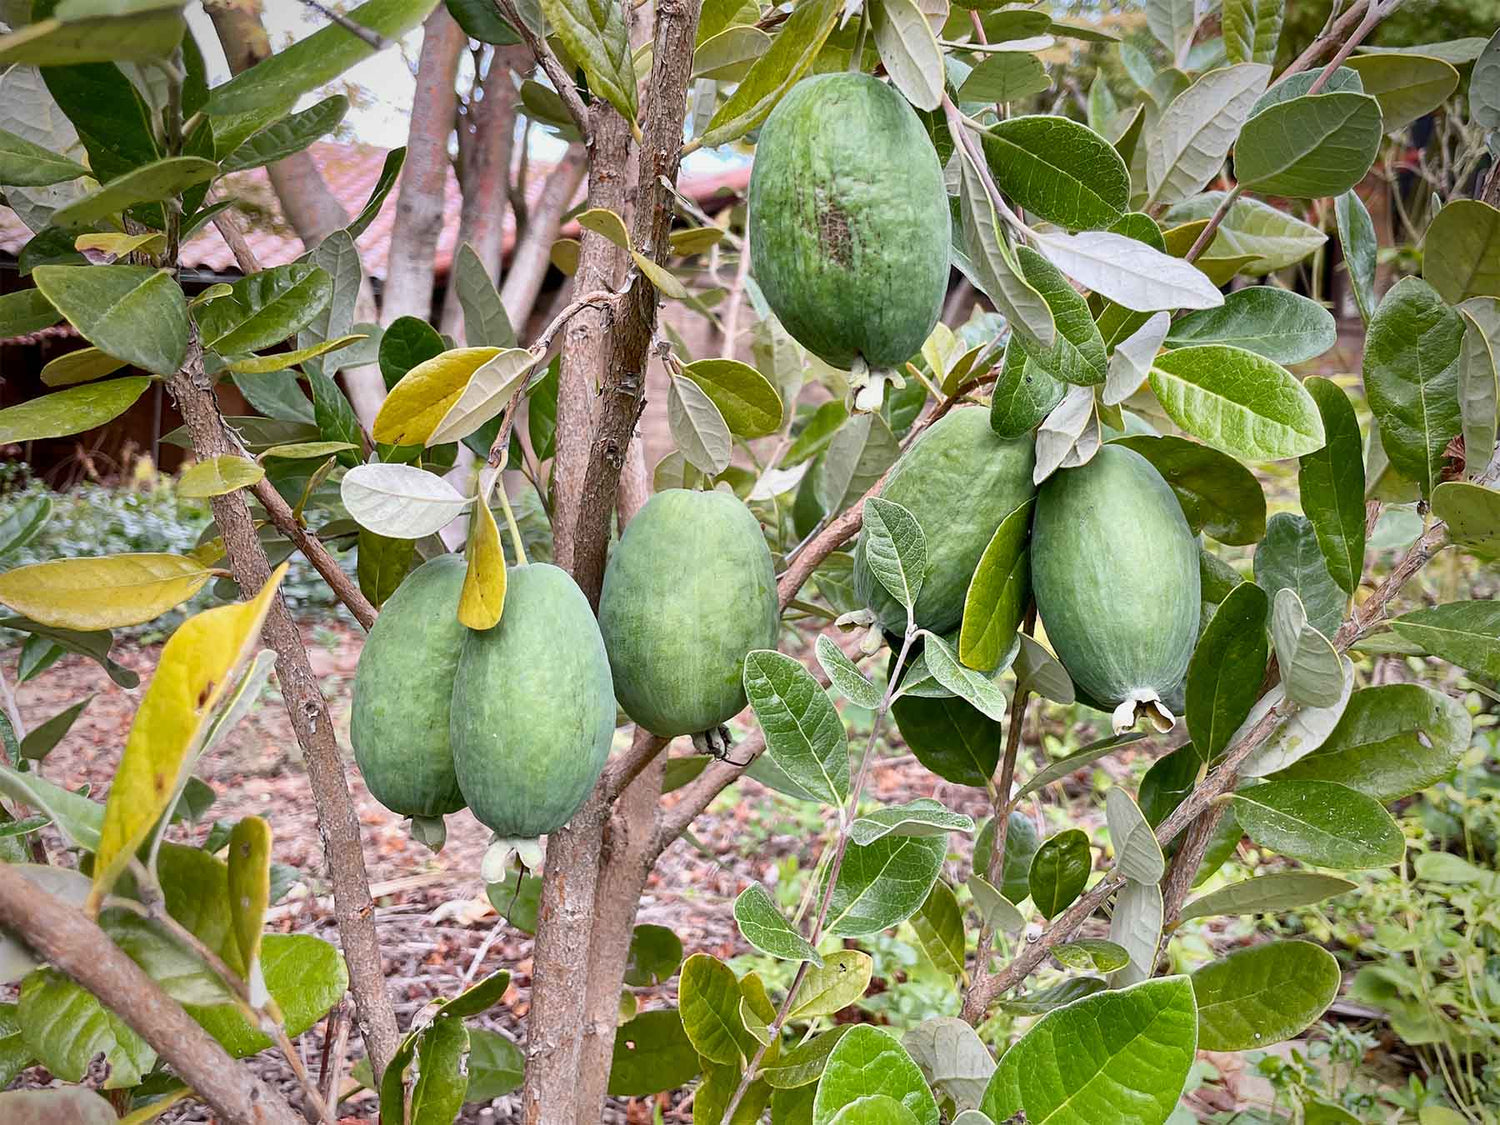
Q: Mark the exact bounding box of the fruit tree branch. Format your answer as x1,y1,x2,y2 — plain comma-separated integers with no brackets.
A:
491,0,591,141
0,864,303,1125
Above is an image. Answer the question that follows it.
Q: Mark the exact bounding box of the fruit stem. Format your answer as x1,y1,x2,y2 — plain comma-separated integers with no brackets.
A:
850,5,869,71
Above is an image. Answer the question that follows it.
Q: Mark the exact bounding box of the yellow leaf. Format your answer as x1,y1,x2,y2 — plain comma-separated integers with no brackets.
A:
632,251,690,300
372,346,502,446
227,816,271,986
177,454,266,498
428,348,537,446
90,565,287,906
190,283,233,307
458,499,506,630
576,207,632,250
0,553,212,629
39,346,128,387
226,333,368,375
74,232,166,258
668,226,725,256
550,238,580,276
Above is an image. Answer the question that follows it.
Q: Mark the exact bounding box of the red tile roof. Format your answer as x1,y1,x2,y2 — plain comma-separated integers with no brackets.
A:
0,141,751,281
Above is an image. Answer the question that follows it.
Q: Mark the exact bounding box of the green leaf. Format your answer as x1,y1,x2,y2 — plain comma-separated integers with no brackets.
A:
0,288,60,336
19,968,154,1086
1423,199,1500,305
0,376,152,445
817,413,900,515
956,154,1055,352
1180,871,1355,922
307,370,362,464
620,923,681,987
1345,53,1459,132
1108,878,1163,986
1166,287,1335,365
1298,377,1366,597
1223,0,1283,63
1149,345,1325,461
1365,277,1465,496
1473,27,1500,130
340,463,470,539
693,25,771,81
1192,940,1340,1051
33,265,186,374
187,933,346,1056
465,1027,524,1102
920,632,1007,722
828,1096,921,1124
1105,788,1164,883
891,694,1002,789
408,1015,470,1125
849,798,974,845
1235,92,1382,197
1146,64,1271,207
607,1009,701,1097
982,977,1198,1125
973,812,1040,905
982,115,1129,231
957,51,1050,104
0,496,51,562
1054,938,1131,973
1028,829,1090,920
1458,297,1500,475
540,0,637,123
0,126,89,187
958,499,1032,672
1014,732,1147,800
178,455,265,499
815,635,882,709
0,615,136,688
964,875,1025,935
1391,600,1500,678
198,263,332,356
0,1002,34,1088
679,953,754,1065
989,339,1064,437
1254,512,1345,639
735,882,822,965
1114,434,1266,545
220,94,348,174
1237,659,1354,777
229,334,367,378
1231,779,1403,868
0,8,184,65
1433,480,1500,555
1186,580,1269,759
1335,190,1378,325
790,950,872,1021
226,815,272,983
824,833,946,937
910,880,964,977
52,156,217,228
996,975,1108,1016
1013,632,1076,705
0,552,211,630
1163,192,1326,273
1013,247,1107,386
1146,0,1194,55
297,231,364,375
701,0,839,147
452,242,516,347
869,0,943,111
1271,588,1344,709
862,497,927,615
206,0,441,115
446,0,520,42
19,696,91,762
764,1027,854,1090
1034,228,1224,312
743,649,849,807
682,358,783,438
813,1025,940,1125
1271,682,1470,802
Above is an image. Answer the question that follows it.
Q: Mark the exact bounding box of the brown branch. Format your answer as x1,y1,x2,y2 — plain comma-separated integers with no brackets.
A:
251,479,377,630
0,865,303,1125
211,210,260,276
1307,0,1399,95
1271,0,1372,88
166,340,400,1080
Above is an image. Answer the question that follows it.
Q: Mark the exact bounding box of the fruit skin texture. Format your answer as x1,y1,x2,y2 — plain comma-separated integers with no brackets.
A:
450,564,615,838
598,489,779,737
1031,444,1200,733
853,408,1036,634
747,72,951,371
350,555,467,818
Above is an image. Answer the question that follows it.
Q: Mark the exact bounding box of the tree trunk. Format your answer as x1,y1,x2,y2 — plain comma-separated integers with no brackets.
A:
438,46,526,342
380,4,466,327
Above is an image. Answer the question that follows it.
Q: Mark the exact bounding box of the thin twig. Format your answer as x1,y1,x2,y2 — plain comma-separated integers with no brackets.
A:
211,210,260,277
300,0,393,50
492,0,591,141
251,478,378,630
1307,0,1398,95
1185,183,1243,263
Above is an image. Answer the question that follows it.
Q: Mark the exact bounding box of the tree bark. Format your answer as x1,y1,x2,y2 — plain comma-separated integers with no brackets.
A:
166,342,400,1080
0,866,303,1125
549,110,631,574
380,4,466,327
439,46,526,342
500,144,588,336
566,0,701,606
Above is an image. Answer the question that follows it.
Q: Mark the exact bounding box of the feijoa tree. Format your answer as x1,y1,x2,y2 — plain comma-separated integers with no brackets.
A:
0,0,1495,1122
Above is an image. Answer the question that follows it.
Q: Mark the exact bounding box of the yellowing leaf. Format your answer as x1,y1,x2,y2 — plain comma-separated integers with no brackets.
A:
428,348,537,446
458,498,506,630
632,252,690,299
177,455,266,499
74,232,166,258
91,565,287,905
372,346,503,445
0,553,212,629
576,207,632,249
225,333,368,375
39,347,127,388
